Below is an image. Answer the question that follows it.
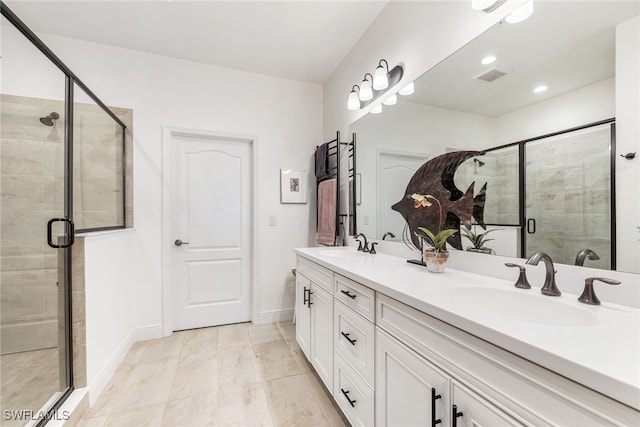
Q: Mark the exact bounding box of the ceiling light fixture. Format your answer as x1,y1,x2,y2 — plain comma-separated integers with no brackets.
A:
471,0,508,12
347,85,361,111
373,59,390,90
505,0,534,23
533,85,548,93
371,104,383,114
398,82,414,96
359,73,374,101
347,59,404,111
481,55,497,65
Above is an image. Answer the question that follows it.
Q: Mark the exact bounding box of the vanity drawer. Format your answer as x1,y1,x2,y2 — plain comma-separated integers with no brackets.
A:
297,256,333,293
334,299,375,388
334,274,375,322
334,351,375,427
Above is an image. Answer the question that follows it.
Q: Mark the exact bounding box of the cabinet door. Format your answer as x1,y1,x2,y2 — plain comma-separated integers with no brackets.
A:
451,380,525,427
295,273,311,359
376,328,449,427
310,283,334,392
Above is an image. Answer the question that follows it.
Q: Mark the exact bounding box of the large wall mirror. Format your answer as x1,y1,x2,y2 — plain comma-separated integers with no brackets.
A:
350,1,639,273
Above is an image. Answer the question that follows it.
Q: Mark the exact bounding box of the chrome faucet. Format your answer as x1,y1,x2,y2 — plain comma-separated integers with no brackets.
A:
382,232,396,240
355,233,369,252
575,249,599,266
525,252,561,296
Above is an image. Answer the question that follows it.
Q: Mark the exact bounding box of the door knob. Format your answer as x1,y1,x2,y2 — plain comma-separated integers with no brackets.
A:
174,239,189,247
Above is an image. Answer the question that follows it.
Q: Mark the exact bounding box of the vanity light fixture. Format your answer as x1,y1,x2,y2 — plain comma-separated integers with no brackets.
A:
373,59,390,90
481,55,497,65
505,0,534,23
471,0,508,12
383,94,397,106
533,85,548,93
347,85,361,110
371,104,383,114
359,73,374,101
347,60,404,110
398,82,414,96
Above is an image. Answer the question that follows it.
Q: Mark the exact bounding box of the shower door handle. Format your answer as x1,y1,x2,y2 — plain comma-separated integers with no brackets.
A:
47,218,75,248
527,218,536,234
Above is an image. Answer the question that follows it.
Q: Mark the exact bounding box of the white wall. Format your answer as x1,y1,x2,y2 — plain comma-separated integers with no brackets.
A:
615,15,640,273
494,78,615,144
83,230,140,403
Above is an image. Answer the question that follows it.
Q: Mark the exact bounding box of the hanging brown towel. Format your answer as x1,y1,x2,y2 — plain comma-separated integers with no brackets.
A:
315,143,329,180
316,178,337,246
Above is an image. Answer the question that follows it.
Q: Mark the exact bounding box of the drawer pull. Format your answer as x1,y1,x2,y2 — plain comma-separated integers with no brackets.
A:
341,332,357,345
431,388,441,426
340,289,357,300
303,287,309,306
308,291,313,307
341,388,357,408
452,404,463,427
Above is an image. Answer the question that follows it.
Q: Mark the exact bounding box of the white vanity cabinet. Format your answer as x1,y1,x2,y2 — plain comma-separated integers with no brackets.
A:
294,251,640,427
295,257,334,392
333,274,376,426
376,293,639,426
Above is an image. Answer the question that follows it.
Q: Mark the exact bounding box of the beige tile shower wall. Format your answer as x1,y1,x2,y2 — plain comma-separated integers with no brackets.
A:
1,94,132,354
73,103,125,230
525,127,611,269
1,95,63,354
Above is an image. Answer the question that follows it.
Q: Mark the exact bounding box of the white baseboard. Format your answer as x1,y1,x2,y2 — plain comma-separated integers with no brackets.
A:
86,324,162,406
87,330,134,406
132,323,164,341
256,308,294,324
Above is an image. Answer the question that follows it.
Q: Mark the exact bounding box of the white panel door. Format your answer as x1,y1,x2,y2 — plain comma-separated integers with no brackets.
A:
377,152,429,240
171,133,252,330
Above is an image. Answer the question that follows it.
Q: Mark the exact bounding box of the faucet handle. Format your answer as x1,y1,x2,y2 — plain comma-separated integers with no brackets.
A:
578,277,621,305
505,263,532,289
357,240,364,251
369,242,378,254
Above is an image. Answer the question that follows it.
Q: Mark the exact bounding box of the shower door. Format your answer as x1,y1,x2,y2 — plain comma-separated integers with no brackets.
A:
524,123,613,269
1,11,73,425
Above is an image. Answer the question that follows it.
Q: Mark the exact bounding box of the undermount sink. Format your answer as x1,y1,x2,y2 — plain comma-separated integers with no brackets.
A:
318,249,364,258
446,287,598,327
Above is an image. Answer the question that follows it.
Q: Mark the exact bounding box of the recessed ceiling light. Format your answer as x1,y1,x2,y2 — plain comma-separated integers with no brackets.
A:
533,85,548,93
481,55,497,65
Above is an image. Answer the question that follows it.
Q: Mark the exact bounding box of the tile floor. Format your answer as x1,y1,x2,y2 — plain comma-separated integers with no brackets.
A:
78,322,348,426
1,348,61,427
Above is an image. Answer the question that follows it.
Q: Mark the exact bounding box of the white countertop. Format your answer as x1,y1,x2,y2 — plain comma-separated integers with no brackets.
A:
294,247,640,411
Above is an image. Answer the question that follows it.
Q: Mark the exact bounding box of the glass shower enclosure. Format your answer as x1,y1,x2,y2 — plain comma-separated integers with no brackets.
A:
1,3,127,424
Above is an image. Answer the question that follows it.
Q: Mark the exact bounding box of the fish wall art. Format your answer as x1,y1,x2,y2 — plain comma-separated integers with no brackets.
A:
391,150,487,250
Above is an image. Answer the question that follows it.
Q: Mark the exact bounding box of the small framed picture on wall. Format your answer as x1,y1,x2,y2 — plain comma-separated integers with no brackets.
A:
280,169,307,204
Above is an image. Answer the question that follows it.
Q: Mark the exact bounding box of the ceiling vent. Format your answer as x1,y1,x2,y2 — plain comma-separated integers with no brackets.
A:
474,68,508,82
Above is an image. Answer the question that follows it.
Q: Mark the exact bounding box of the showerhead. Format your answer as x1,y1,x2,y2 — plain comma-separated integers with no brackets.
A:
39,112,60,126
474,158,485,167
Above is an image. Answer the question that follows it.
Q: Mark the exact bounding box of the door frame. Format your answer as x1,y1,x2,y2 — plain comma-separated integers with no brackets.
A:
161,126,257,336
